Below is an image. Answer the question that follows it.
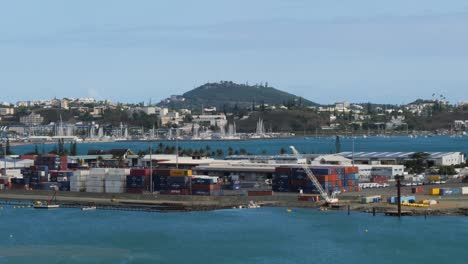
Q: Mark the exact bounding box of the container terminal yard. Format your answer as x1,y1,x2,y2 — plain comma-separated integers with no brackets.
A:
0,150,467,216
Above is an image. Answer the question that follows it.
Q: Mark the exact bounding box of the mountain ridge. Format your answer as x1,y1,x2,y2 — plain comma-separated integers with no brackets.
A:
158,81,318,109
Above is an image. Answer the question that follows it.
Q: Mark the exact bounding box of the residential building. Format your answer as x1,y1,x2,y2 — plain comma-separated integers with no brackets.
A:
0,108,14,116
19,113,44,126
192,114,227,127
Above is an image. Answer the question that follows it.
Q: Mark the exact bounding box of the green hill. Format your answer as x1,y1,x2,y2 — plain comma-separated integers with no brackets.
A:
159,81,318,109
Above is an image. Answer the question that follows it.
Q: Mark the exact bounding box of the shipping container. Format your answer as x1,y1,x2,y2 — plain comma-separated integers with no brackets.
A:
429,188,440,195
428,175,441,181
152,168,171,176
169,169,192,177
130,168,150,177
412,187,424,194
461,187,468,195
247,190,273,196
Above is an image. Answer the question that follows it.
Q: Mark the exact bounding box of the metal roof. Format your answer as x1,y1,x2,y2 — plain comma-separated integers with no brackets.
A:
338,152,461,159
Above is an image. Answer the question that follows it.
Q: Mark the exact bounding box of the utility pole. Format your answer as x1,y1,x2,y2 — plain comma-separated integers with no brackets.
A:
395,175,403,218
2,141,6,176
175,128,179,169
149,139,153,193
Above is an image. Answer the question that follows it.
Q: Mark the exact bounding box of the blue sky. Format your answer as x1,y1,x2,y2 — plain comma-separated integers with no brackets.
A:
1,0,468,104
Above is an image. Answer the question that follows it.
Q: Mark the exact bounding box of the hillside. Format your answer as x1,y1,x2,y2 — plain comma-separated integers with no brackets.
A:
235,109,329,133
158,81,318,109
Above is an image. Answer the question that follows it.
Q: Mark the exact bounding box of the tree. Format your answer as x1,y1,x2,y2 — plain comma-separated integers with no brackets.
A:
279,148,286,155
5,139,13,155
70,142,78,156
405,152,430,174
335,136,341,153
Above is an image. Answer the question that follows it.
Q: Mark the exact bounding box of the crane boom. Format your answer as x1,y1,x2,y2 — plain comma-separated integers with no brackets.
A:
289,146,338,204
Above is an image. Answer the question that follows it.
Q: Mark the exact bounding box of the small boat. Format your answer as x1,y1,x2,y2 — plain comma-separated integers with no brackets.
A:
81,206,97,211
33,189,60,209
33,201,60,209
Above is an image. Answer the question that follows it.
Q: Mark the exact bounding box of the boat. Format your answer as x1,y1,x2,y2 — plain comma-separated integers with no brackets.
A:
81,206,97,211
33,188,60,209
33,201,60,209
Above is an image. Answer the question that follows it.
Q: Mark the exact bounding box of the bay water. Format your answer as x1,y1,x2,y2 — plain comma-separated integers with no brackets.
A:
12,135,468,156
0,207,466,264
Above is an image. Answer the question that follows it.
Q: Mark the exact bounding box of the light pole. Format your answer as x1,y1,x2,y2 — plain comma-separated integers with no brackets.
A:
1,141,6,176
174,128,179,169
394,175,404,218
149,139,153,193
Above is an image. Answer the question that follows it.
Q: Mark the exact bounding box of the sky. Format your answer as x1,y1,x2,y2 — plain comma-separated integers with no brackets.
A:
1,0,468,105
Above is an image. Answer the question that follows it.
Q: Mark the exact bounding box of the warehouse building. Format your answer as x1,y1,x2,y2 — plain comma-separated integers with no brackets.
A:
337,152,465,166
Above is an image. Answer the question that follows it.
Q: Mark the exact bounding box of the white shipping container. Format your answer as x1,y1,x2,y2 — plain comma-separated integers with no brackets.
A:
108,168,130,176
87,175,105,181
461,187,468,195
86,186,104,193
106,174,126,181
6,169,22,177
70,186,85,192
90,168,108,175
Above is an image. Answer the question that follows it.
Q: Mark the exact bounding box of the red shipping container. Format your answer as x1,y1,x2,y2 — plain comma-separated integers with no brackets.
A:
298,194,320,202
345,167,359,174
275,167,292,174
354,186,360,192
20,155,38,160
163,189,190,195
126,188,144,194
337,180,343,187
192,184,221,191
412,187,424,194
153,168,171,176
371,177,388,183
248,190,273,196
130,169,150,176
316,175,329,182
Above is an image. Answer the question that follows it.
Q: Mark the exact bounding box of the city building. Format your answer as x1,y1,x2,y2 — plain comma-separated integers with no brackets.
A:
0,108,14,116
19,113,44,126
192,114,227,127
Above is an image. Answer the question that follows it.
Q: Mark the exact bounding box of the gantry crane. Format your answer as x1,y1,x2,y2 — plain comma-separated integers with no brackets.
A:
289,146,339,204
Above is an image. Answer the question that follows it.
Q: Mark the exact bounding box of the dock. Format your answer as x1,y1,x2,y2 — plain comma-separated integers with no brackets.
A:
384,210,413,216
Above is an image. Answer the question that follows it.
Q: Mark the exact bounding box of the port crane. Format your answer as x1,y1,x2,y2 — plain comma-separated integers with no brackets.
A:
289,146,339,204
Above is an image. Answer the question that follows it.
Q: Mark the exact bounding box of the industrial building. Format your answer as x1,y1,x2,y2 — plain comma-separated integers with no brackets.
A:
337,152,465,166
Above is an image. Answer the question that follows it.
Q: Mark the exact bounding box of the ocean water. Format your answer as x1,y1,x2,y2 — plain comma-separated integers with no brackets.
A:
12,135,468,156
0,207,466,264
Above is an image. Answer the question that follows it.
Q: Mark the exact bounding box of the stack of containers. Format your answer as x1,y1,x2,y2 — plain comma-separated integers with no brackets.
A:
192,176,220,196
220,175,240,190
57,171,73,191
272,167,291,192
273,166,360,194
10,177,28,189
152,168,170,191
70,170,89,192
162,169,193,195
126,168,150,194
86,168,108,193
105,168,130,193
35,154,60,170
343,166,360,192
0,175,11,190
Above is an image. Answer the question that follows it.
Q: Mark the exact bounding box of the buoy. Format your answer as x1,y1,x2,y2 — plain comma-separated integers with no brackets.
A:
9,234,13,238
287,209,292,213
365,229,368,233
